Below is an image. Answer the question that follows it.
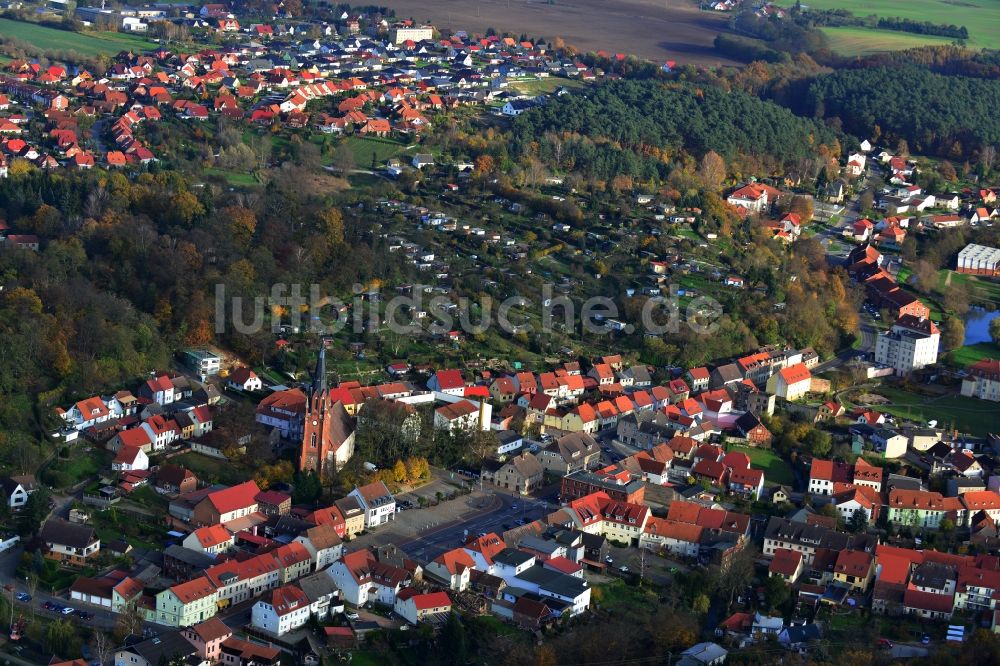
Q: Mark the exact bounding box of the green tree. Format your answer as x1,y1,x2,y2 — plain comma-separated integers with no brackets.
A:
764,575,790,610
804,429,832,458
45,619,80,657
692,593,710,614
439,612,467,665
990,317,1000,345
848,508,869,533
292,470,322,504
19,485,51,536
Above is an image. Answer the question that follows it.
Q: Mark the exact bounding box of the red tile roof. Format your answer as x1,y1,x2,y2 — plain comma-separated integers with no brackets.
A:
207,480,260,515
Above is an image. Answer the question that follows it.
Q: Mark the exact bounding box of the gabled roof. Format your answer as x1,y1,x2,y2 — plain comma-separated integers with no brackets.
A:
170,576,216,604
769,548,803,576
205,480,260,515
192,524,231,549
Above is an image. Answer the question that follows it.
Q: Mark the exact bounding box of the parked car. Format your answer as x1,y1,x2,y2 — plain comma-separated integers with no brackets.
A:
877,638,893,649
15,592,31,602
921,634,930,645
605,555,614,564
345,611,359,621
42,601,55,611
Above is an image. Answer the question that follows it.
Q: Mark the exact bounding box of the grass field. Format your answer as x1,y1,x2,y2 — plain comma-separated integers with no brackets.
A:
341,135,411,167
726,444,796,486
173,451,251,485
805,0,1000,51
937,270,1000,305
873,386,996,437
0,19,159,57
509,77,586,96
202,167,260,187
822,26,957,56
948,342,1000,367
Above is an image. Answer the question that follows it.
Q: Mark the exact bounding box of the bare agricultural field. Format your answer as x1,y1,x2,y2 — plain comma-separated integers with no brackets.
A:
381,0,741,66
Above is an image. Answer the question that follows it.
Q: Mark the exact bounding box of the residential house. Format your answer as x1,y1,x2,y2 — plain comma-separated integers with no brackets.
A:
766,363,812,401
833,549,875,592
349,481,396,528
40,519,100,566
183,524,234,556
769,548,804,583
537,432,600,475
181,617,233,663
0,474,35,510
251,584,311,636
394,588,452,624
961,359,1000,402
192,481,260,526
155,576,219,627
482,452,544,494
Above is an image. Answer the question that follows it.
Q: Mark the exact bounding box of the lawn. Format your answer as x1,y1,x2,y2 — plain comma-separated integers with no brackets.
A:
725,444,796,486
805,0,1000,49
593,580,659,612
202,167,260,187
821,26,957,56
872,385,996,437
947,342,1000,367
172,451,250,486
0,19,160,58
509,76,586,96
341,135,410,168
42,446,111,489
937,269,1000,304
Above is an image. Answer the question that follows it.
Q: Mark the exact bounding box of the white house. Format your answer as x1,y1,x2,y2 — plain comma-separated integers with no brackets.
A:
1,475,35,510
325,550,411,607
394,588,452,624
183,524,235,556
766,363,812,401
112,446,149,472
227,366,262,392
349,481,396,528
251,585,311,636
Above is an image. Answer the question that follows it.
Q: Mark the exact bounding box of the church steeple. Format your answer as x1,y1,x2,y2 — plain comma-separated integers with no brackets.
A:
311,341,327,403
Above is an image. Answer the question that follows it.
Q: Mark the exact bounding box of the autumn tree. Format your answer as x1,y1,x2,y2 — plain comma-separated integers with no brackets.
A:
698,150,726,191
941,316,965,350
332,143,355,174
221,205,257,251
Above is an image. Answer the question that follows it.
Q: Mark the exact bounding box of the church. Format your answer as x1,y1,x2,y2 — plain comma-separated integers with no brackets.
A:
298,343,356,475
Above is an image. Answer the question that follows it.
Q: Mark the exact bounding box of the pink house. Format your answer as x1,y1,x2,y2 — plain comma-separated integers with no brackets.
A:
182,616,233,661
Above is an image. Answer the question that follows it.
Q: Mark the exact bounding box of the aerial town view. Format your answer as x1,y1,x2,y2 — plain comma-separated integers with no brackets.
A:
1,0,1000,664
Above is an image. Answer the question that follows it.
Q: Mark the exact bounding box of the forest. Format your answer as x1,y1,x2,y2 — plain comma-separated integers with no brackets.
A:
0,166,399,474
508,80,842,181
791,65,1000,158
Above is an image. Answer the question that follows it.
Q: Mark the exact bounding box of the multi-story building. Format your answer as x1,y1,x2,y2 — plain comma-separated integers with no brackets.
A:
155,576,219,627
251,584,311,636
349,480,396,528
874,315,940,375
763,517,872,565
191,481,260,526
961,359,1000,401
885,489,965,529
